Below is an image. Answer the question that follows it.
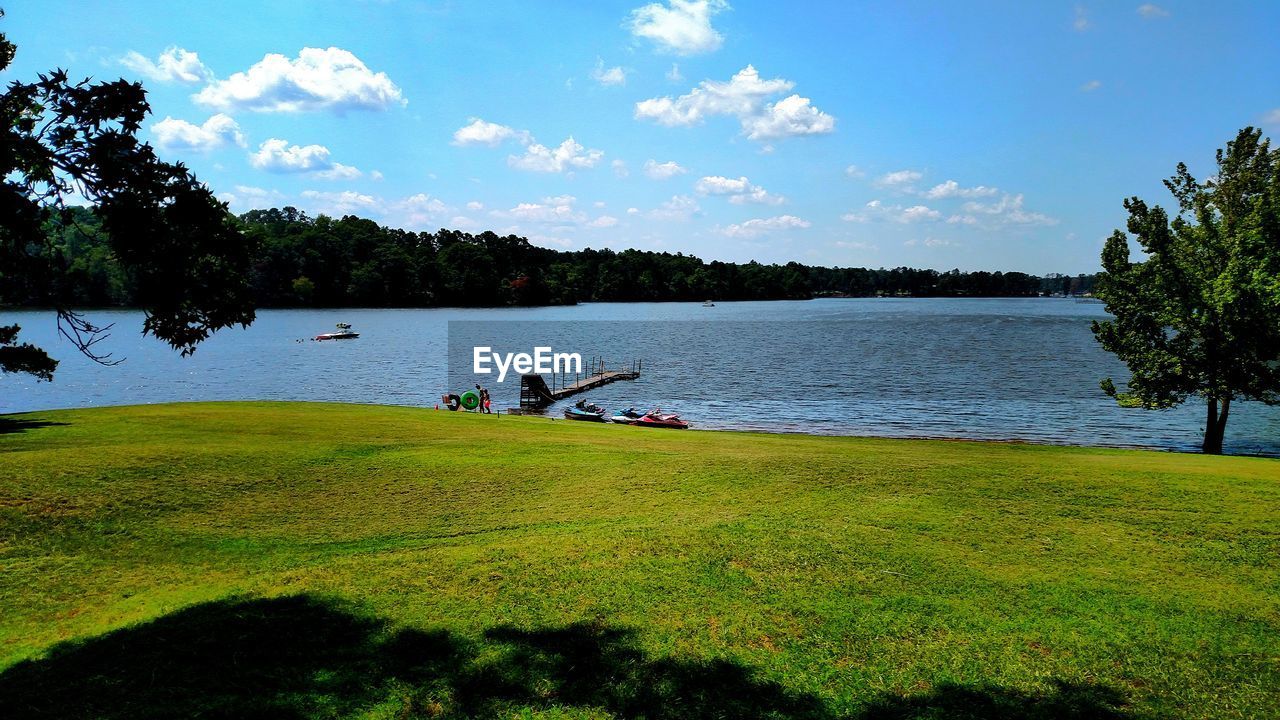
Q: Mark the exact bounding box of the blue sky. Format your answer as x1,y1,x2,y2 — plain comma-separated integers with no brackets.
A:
6,1,1279,273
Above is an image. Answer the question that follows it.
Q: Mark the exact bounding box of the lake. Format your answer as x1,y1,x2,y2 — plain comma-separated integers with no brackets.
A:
4,298,1278,455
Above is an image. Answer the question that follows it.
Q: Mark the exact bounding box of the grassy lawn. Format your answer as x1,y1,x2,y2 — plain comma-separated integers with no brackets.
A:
0,401,1276,719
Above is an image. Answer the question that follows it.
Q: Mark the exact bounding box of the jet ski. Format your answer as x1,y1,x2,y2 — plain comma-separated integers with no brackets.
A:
637,409,690,429
610,407,646,425
564,400,608,422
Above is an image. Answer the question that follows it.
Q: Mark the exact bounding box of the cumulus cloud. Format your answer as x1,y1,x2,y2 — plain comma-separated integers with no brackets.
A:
1136,3,1168,18
875,169,923,188
740,94,835,140
494,195,616,230
628,0,728,56
218,185,283,211
961,193,1057,226
466,201,485,211
648,194,701,221
250,138,361,179
694,175,783,204
590,59,628,86
720,214,810,238
508,137,604,173
151,113,245,152
666,63,683,82
120,46,212,84
644,159,688,179
299,189,381,216
635,65,834,143
195,47,405,113
452,118,529,146
453,119,603,174
612,159,630,178
841,199,939,224
844,165,865,178
921,180,999,200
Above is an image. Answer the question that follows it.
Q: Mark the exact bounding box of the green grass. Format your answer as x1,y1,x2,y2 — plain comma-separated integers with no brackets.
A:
0,401,1277,719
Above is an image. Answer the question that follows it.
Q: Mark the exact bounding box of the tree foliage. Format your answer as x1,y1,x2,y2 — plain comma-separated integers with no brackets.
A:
0,12,255,380
10,205,1080,312
1092,127,1280,453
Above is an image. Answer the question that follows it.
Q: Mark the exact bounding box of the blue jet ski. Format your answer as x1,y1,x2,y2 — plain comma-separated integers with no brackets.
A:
564,400,608,422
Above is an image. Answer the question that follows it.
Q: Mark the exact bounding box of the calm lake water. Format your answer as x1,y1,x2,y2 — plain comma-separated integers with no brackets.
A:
4,299,1279,455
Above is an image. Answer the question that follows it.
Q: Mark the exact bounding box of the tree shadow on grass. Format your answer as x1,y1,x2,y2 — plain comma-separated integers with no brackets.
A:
0,416,68,435
0,594,1152,719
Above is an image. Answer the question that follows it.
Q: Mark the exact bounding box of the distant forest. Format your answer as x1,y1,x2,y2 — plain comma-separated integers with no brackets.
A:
7,206,1099,309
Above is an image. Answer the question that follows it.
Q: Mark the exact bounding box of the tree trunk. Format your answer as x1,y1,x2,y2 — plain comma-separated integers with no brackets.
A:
1201,396,1230,454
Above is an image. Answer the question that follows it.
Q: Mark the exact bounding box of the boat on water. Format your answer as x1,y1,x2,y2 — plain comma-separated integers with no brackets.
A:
315,323,359,340
702,299,715,307
564,400,608,422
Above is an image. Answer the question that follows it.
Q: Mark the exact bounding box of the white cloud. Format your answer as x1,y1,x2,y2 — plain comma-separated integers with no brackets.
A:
466,201,485,211
844,165,865,178
120,46,212,84
396,193,450,227
370,170,384,181
834,239,876,250
628,0,728,56
876,169,923,187
194,47,405,113
1080,79,1102,92
314,163,362,181
904,237,956,248
740,94,835,140
921,180,999,199
251,138,336,173
1136,3,1168,18
648,194,701,221
644,159,688,179
897,205,941,223
219,185,283,211
635,65,834,143
1074,5,1090,31
694,175,783,204
151,113,245,152
590,59,628,86
961,193,1057,226
612,159,630,178
508,137,604,173
299,190,381,216
1261,108,1280,126
841,199,939,224
946,214,979,225
452,118,528,146
666,63,683,82
720,214,810,238
494,195,616,230
501,195,587,224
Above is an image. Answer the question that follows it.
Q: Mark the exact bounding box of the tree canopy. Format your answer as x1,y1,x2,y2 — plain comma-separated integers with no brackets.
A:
1092,127,1280,454
0,12,256,381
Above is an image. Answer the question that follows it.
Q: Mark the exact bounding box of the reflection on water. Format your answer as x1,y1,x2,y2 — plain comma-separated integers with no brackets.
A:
4,299,1278,455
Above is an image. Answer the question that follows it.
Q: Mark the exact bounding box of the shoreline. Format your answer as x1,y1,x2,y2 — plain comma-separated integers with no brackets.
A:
5,399,1276,460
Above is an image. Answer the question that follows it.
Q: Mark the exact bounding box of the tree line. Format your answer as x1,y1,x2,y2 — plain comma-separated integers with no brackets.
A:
4,205,1099,310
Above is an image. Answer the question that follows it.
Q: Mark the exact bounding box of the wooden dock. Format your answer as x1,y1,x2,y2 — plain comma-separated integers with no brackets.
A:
519,358,641,408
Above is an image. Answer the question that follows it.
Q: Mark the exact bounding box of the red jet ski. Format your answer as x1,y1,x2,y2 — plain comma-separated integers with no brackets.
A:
637,409,689,429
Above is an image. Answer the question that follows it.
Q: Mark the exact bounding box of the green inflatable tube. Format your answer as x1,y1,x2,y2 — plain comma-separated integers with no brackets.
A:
460,390,481,410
